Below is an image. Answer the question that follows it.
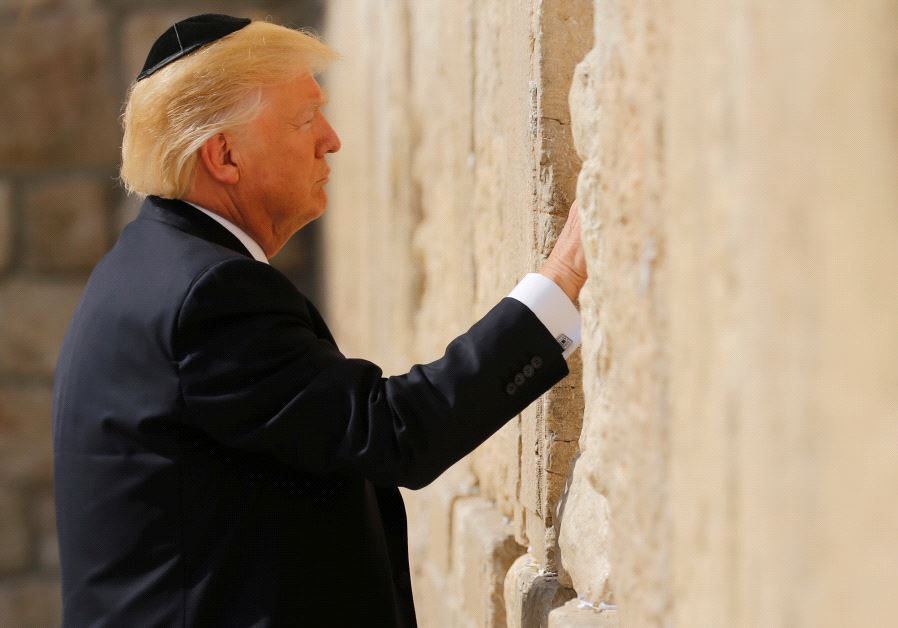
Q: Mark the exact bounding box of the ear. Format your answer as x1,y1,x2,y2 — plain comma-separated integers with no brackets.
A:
196,132,240,185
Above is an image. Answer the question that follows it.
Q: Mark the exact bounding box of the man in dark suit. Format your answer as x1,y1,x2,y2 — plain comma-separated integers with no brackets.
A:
52,14,586,628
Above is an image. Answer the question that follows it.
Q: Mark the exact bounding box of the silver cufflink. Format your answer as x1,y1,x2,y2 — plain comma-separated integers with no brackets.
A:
556,333,573,349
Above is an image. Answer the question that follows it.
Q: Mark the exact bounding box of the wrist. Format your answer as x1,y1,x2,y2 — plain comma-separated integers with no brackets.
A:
538,263,582,303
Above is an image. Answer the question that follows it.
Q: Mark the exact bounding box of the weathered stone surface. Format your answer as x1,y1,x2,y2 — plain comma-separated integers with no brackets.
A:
450,496,522,628
0,181,11,273
0,279,83,377
320,1,898,626
558,2,670,625
0,384,53,485
504,552,576,628
0,577,62,627
23,177,109,272
0,487,29,573
547,598,618,628
322,0,593,623
0,12,120,171
664,3,898,627
556,459,610,599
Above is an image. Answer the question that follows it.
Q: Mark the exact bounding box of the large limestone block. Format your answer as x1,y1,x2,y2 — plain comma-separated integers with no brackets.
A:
0,279,83,377
504,552,576,628
547,598,618,628
409,465,477,576
450,496,522,628
556,457,610,601
520,370,583,571
470,413,519,520
0,12,120,171
561,1,670,624
665,3,898,627
516,0,592,576
412,562,442,628
23,177,109,272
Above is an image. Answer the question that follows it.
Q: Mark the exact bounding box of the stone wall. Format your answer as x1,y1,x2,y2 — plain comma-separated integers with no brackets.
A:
0,2,323,624
321,1,602,625
2,1,895,625
322,1,897,627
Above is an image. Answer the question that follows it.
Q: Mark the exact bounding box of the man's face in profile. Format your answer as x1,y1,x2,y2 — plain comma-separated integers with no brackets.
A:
237,73,341,240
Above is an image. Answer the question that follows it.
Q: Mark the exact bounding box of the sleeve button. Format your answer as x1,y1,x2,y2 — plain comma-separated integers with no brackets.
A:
514,372,526,386
530,355,543,369
505,382,517,395
522,364,535,377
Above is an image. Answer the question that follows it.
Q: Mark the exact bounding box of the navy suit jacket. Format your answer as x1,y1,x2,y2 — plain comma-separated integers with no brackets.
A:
52,195,571,627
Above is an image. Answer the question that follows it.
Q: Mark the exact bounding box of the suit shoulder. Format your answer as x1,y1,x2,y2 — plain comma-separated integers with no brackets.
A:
177,257,311,329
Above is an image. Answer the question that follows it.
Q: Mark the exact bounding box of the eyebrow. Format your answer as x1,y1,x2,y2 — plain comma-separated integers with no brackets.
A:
295,89,329,118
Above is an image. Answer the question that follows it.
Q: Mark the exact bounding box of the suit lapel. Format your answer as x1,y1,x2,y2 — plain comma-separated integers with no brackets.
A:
137,195,253,260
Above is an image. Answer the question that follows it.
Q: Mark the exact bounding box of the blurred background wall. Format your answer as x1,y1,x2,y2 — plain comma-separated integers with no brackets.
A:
0,1,324,624
1,1,896,627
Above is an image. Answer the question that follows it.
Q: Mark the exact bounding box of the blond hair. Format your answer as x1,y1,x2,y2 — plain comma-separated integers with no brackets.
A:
119,20,341,198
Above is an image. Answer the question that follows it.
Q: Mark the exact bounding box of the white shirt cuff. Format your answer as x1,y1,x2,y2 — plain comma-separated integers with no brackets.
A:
507,273,581,360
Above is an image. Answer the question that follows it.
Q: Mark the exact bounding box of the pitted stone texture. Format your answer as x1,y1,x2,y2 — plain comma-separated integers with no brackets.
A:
559,2,670,624
0,384,53,485
547,599,618,627
0,181,11,273
504,553,576,628
0,279,83,377
0,12,120,171
23,177,109,272
511,0,592,574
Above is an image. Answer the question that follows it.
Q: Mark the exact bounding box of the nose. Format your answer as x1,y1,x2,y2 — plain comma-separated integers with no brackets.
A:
317,113,341,157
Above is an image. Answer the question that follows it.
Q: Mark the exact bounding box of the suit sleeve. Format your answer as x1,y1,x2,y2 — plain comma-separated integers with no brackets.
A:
175,257,570,489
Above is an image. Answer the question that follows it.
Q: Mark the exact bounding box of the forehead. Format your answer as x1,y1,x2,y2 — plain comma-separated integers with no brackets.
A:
287,74,329,108
261,74,329,120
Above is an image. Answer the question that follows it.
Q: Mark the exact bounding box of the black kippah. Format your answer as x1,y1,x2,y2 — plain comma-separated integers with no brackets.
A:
136,13,252,82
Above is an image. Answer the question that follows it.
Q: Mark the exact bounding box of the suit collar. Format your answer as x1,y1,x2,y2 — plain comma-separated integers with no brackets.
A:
137,195,253,260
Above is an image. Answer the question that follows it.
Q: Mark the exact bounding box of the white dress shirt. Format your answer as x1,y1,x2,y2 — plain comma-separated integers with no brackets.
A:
506,272,581,359
186,201,270,264
185,202,581,359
